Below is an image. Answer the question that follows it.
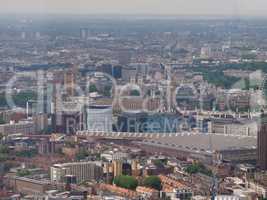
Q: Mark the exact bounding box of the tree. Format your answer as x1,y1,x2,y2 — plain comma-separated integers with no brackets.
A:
0,154,8,162
16,169,31,177
103,85,112,97
0,145,9,154
144,176,162,190
130,90,140,96
153,159,167,168
0,116,5,124
0,144,9,162
185,162,212,177
75,149,89,161
13,91,37,108
185,164,199,174
15,149,37,158
113,175,138,190
89,84,97,93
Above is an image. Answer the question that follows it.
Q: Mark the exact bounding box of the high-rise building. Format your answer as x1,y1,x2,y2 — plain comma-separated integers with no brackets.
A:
200,45,212,58
113,160,123,177
64,67,77,97
98,64,122,79
112,65,122,79
257,112,267,170
131,160,140,177
80,28,89,40
33,114,48,133
51,110,83,134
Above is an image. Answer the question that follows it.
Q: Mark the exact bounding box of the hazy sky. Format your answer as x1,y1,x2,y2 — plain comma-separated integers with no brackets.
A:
1,0,266,16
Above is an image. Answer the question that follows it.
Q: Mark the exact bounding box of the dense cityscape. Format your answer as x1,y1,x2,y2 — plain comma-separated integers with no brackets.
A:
1,13,267,200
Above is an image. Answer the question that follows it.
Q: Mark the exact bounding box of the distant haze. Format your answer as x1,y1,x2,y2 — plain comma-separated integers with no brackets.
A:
0,0,267,17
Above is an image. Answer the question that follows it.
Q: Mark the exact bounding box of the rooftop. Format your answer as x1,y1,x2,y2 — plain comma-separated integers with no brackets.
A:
141,133,256,153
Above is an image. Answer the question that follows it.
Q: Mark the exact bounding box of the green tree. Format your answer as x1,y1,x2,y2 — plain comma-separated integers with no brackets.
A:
0,144,9,154
89,84,97,93
113,175,138,190
130,90,140,96
153,159,167,168
0,116,5,124
16,149,37,158
0,154,8,162
185,163,212,176
13,91,37,108
143,176,162,190
16,169,31,177
75,149,89,161
185,164,199,174
103,85,112,97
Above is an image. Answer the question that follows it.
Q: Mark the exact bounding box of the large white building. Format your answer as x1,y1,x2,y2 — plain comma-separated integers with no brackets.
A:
50,161,103,183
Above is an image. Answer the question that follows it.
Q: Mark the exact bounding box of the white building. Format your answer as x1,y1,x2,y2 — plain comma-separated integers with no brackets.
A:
50,161,102,183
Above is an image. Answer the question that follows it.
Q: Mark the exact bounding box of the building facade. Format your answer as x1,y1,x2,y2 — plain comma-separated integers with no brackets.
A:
50,162,103,183
86,105,112,132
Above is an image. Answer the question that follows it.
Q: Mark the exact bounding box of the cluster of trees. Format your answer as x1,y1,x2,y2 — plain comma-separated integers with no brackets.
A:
15,149,37,158
113,175,162,191
0,91,37,108
193,62,267,89
75,149,101,161
0,144,9,162
89,84,97,93
16,169,31,177
113,175,138,190
185,162,213,177
75,149,89,161
89,84,112,97
0,116,5,124
143,176,162,190
194,68,240,89
130,89,141,96
153,159,167,168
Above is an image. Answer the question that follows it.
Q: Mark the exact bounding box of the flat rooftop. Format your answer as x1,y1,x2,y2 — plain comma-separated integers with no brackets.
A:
141,133,257,153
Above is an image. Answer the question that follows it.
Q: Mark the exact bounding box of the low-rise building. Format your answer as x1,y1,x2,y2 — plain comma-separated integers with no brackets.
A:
0,120,35,135
136,186,159,199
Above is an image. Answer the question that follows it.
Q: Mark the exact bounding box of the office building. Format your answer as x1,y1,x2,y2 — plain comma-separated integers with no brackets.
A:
52,110,83,134
50,162,102,183
0,120,35,136
122,66,137,82
33,113,48,133
86,105,112,132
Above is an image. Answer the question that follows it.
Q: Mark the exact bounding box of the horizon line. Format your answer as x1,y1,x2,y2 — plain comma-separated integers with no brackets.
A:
1,13,267,20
